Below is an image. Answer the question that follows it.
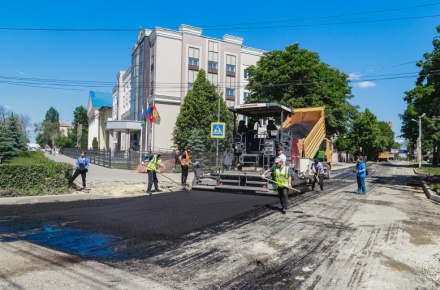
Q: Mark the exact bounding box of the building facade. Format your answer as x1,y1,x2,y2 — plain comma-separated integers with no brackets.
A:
87,91,113,150
128,24,265,151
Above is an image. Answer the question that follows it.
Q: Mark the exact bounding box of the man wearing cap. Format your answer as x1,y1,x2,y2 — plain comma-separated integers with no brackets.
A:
276,146,287,165
311,158,325,191
178,146,193,187
261,156,294,214
142,152,163,195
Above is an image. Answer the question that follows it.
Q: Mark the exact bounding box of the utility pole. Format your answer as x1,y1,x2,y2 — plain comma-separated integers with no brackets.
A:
216,96,220,169
417,113,425,169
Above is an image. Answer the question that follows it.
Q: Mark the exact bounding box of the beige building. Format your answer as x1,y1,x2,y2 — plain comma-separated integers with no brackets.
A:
128,24,265,151
59,121,73,137
109,69,138,151
87,91,114,150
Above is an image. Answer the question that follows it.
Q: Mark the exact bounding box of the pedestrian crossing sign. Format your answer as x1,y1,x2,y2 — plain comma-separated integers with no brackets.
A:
210,122,226,139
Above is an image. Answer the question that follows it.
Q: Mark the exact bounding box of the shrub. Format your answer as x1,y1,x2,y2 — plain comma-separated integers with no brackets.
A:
0,153,74,196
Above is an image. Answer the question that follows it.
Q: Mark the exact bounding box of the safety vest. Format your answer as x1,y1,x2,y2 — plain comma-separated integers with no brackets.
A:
146,155,160,172
182,150,191,166
274,166,289,188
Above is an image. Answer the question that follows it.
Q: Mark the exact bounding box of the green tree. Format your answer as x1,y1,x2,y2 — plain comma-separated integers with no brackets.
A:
7,114,27,151
245,43,358,137
35,107,61,147
400,26,440,165
92,137,98,150
45,107,60,122
186,129,209,166
349,108,381,160
69,106,88,148
392,141,401,150
0,124,16,161
377,121,395,152
54,134,75,148
173,69,234,152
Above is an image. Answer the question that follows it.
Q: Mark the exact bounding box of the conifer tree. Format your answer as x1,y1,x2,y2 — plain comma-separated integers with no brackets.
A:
7,114,28,151
186,129,209,166
0,124,16,161
173,69,234,152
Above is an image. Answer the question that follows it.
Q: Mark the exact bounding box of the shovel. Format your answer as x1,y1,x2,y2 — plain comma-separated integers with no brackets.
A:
261,176,300,192
157,172,190,191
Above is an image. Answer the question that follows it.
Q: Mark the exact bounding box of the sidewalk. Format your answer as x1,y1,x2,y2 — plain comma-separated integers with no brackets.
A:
45,153,193,196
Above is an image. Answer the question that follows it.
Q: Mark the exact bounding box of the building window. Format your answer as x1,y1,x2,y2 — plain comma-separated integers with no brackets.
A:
150,81,154,95
208,72,218,87
189,57,199,66
188,47,200,71
188,70,197,91
243,92,250,99
208,41,219,74
226,54,236,77
208,61,218,74
244,69,249,79
226,88,235,100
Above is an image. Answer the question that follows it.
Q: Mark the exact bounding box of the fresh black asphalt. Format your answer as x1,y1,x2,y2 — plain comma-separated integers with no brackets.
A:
0,190,280,241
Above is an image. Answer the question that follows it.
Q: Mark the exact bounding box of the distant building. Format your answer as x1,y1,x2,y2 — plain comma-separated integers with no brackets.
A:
108,68,137,151
126,24,265,151
87,91,113,149
59,121,73,137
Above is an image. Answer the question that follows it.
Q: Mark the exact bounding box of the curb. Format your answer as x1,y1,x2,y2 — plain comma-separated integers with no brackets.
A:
420,180,440,203
413,168,440,203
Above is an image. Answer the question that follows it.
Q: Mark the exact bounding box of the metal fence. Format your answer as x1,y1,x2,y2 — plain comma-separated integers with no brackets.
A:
61,148,224,172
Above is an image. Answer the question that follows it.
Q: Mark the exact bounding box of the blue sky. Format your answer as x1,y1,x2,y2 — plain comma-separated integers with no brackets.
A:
1,1,439,143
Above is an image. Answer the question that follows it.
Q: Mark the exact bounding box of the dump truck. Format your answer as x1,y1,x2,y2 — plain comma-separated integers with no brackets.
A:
378,151,389,162
191,103,332,193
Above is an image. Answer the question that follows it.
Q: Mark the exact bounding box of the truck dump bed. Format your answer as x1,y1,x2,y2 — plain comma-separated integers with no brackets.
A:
282,106,326,159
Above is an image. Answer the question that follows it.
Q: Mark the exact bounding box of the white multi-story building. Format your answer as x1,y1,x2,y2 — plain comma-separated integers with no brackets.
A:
108,68,134,151
112,24,265,151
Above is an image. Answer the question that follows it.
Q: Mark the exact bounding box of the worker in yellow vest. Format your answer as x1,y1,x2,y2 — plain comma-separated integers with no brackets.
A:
178,146,193,187
142,152,163,195
261,156,293,214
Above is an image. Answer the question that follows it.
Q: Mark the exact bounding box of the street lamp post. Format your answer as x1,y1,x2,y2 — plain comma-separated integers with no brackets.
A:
412,113,426,169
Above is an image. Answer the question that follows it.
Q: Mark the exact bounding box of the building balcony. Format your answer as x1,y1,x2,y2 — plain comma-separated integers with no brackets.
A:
226,71,235,77
188,65,199,71
208,68,218,74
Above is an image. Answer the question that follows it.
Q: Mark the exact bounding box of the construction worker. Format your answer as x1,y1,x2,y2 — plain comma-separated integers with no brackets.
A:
261,156,293,214
311,158,324,191
142,152,163,195
178,146,193,186
276,146,287,164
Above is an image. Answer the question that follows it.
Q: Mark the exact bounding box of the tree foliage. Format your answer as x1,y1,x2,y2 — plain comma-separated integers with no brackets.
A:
0,125,16,161
70,106,88,148
173,69,234,152
245,43,358,137
35,107,61,147
7,114,28,151
400,25,440,164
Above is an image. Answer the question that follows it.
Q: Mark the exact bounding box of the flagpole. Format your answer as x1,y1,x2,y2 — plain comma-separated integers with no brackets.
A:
151,101,155,152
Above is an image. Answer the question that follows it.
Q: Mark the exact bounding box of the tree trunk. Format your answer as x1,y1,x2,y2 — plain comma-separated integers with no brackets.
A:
434,143,440,166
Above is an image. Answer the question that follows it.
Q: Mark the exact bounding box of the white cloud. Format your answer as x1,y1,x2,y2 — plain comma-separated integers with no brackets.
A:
357,81,376,88
16,70,25,75
349,72,361,80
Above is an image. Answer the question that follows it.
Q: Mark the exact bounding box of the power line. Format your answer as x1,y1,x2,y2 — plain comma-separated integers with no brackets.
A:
203,14,440,31
201,2,440,28
1,3,440,33
2,70,439,93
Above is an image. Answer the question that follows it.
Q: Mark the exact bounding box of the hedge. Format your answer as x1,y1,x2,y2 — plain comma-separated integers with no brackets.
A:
0,157,74,196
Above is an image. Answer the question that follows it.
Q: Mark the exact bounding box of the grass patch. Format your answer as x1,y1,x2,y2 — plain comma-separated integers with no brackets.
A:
420,165,440,193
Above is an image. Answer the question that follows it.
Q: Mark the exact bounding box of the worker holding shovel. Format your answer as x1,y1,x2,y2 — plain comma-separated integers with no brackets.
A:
262,157,294,214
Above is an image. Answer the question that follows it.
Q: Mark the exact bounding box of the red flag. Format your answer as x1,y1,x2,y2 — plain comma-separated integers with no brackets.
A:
151,103,161,125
